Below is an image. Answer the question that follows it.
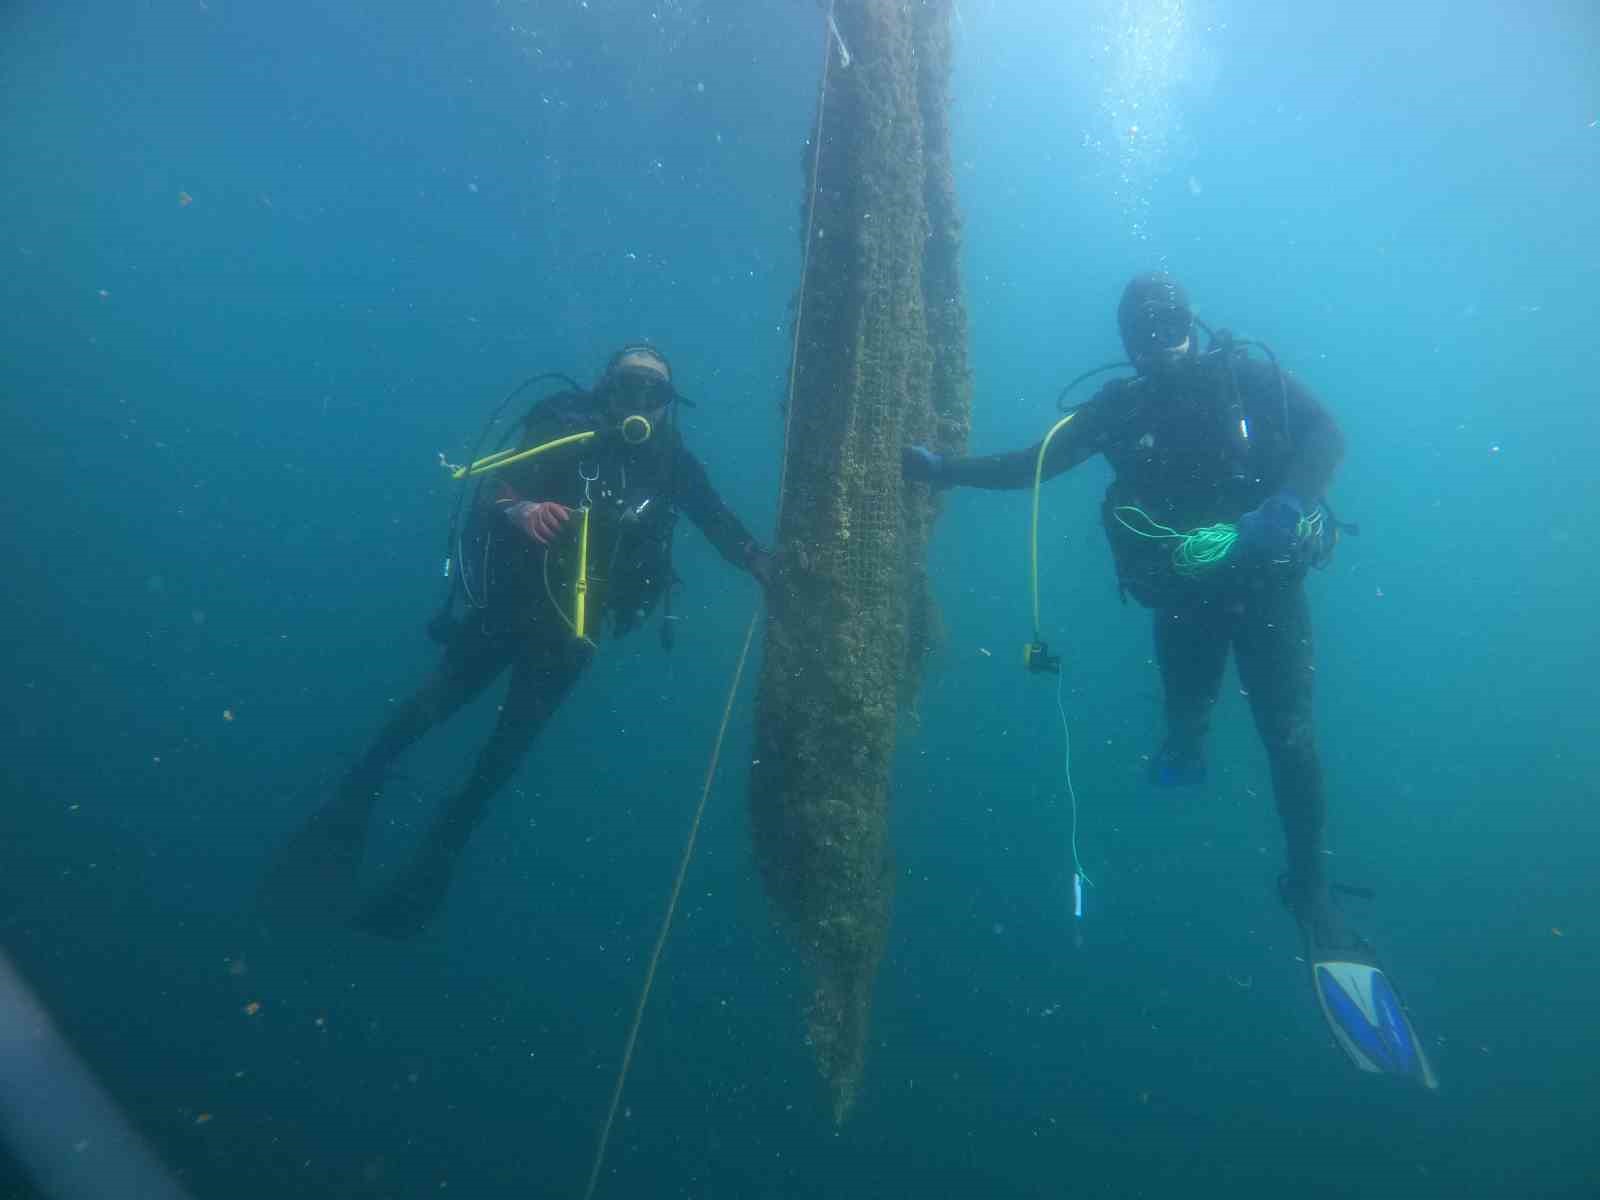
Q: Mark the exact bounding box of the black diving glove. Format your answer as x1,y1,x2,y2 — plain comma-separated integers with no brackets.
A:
901,445,947,486
1234,491,1305,562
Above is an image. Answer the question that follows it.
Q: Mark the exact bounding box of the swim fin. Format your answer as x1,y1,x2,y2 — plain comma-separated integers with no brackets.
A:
257,779,380,920
1306,930,1437,1089
350,840,461,941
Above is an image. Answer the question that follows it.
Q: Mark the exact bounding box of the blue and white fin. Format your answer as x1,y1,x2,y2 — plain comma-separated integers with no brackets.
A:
1312,958,1438,1090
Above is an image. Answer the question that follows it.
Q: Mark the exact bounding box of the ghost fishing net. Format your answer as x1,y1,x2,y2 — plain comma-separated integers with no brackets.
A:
750,0,971,1125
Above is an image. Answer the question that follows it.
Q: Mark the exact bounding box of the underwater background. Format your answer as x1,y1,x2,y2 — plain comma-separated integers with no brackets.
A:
2,0,1596,1196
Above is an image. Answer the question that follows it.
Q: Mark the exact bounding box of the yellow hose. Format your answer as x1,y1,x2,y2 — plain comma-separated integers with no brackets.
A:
540,512,597,647
1029,412,1077,640
573,506,591,641
452,430,598,479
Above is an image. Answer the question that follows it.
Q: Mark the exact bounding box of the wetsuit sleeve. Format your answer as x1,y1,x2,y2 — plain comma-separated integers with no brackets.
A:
489,480,526,522
942,405,1101,491
1278,373,1345,501
479,467,538,529
674,445,763,567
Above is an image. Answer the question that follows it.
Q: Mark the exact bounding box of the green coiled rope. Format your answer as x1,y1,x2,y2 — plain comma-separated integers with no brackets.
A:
1112,506,1239,576
1113,505,1328,575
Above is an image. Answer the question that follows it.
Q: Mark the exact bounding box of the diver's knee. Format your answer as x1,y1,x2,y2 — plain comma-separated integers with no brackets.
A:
1262,712,1318,758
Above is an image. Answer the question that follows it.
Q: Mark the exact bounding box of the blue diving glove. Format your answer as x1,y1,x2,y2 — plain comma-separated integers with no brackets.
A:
901,445,947,486
1234,491,1306,562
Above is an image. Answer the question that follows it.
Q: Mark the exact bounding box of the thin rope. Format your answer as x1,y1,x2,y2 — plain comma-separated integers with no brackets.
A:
775,0,837,533
1056,665,1093,890
581,613,757,1200
582,10,839,1196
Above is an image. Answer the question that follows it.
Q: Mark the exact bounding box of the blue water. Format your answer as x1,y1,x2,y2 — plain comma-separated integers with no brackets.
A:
3,1,1596,1196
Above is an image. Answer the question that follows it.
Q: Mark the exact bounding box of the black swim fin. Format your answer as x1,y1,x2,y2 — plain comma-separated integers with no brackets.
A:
350,841,462,941
256,777,381,919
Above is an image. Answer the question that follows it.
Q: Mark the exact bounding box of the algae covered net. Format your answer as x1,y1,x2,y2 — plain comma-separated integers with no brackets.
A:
750,0,971,1123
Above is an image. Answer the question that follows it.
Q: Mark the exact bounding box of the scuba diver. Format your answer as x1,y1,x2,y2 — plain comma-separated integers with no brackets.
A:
902,273,1436,1089
262,345,771,940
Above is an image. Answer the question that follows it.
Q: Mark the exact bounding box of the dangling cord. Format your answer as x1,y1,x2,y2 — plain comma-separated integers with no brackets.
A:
1028,412,1077,648
583,8,840,1198
1057,665,1094,922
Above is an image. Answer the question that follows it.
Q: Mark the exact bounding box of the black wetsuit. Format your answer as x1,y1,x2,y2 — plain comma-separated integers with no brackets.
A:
319,390,760,936
944,353,1344,903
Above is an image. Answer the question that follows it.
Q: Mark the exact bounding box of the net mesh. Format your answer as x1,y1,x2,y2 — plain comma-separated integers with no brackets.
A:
750,0,971,1124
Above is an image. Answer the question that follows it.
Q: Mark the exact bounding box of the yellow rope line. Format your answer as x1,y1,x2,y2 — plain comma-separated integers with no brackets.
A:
582,8,838,1196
